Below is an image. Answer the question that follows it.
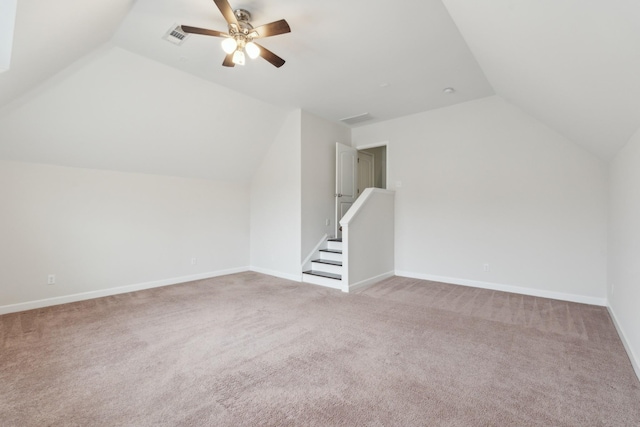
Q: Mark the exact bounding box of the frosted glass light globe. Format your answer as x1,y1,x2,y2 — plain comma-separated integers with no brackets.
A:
232,50,245,65
221,37,237,54
245,42,260,59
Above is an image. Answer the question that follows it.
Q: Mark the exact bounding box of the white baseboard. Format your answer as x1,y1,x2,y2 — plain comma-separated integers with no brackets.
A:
347,271,395,293
0,267,250,315
607,306,640,382
395,271,607,307
249,266,302,282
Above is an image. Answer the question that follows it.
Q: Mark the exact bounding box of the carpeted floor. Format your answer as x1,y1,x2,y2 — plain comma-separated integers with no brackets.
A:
1,272,639,426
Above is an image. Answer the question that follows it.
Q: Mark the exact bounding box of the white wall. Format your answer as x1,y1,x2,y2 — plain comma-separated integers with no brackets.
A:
341,189,395,291
352,96,608,304
608,126,640,377
301,111,351,260
250,110,302,280
0,160,250,312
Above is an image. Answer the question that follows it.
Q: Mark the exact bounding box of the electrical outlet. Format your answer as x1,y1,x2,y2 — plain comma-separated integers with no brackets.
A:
483,264,489,272
191,258,197,265
325,219,330,226
47,274,56,285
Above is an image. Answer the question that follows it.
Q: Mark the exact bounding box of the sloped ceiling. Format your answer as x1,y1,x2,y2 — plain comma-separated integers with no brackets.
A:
1,0,639,175
442,0,640,159
0,0,134,107
0,47,287,182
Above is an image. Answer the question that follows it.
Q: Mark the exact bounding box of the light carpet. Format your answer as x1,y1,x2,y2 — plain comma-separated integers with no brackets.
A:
1,272,639,426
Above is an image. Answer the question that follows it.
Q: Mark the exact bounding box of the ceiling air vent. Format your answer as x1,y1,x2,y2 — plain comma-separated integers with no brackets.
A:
340,113,373,126
163,25,189,45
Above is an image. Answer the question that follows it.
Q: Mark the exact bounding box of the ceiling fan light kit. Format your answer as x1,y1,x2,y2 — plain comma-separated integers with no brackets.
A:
232,50,245,66
181,0,290,68
221,37,237,54
245,42,260,59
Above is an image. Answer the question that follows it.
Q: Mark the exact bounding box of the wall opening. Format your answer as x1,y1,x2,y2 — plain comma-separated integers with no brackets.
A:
357,144,387,192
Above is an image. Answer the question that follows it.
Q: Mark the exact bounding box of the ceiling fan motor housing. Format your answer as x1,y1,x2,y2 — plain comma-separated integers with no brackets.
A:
228,9,254,49
234,9,252,24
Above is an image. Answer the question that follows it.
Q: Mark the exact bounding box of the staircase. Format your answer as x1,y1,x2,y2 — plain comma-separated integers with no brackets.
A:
302,238,343,290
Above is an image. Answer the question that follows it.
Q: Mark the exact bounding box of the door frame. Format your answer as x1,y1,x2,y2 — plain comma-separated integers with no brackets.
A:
335,142,358,238
334,141,390,238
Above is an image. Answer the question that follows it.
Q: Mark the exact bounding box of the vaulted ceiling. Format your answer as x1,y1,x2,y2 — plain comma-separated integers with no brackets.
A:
442,0,640,159
1,0,639,174
0,0,134,109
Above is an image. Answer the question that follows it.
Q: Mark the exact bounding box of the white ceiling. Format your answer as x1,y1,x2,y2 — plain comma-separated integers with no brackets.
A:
442,0,640,159
111,0,494,125
1,0,639,165
0,0,134,108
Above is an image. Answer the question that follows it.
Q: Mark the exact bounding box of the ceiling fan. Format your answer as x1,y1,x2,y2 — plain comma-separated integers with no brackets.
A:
182,0,291,68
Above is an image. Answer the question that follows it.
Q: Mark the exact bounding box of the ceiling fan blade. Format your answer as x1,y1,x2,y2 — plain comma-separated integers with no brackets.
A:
222,53,236,67
181,25,228,37
252,19,291,38
214,0,238,27
255,43,285,68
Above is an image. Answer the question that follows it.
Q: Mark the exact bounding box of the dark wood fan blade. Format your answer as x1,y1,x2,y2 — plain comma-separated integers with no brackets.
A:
181,25,228,37
214,0,238,26
252,19,291,38
222,53,235,67
255,43,285,68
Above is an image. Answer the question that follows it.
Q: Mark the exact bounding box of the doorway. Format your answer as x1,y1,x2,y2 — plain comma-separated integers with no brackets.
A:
335,143,388,238
358,145,387,191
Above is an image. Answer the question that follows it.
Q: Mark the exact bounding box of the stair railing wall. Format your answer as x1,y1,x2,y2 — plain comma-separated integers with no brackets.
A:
340,188,395,292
